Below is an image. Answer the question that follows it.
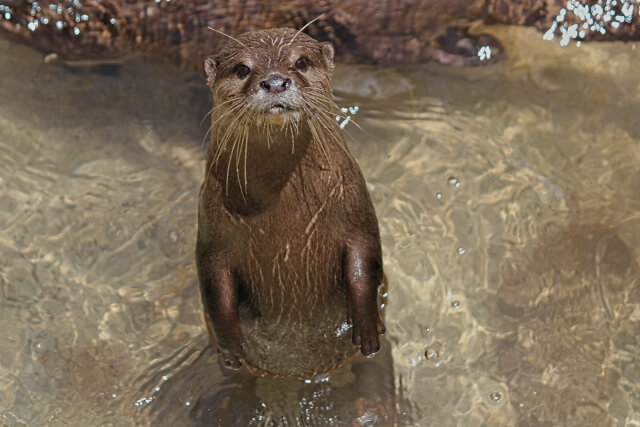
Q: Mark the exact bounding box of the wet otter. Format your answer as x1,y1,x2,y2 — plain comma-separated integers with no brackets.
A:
195,28,385,379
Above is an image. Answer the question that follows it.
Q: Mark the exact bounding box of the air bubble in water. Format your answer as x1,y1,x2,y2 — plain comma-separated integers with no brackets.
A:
425,349,439,360
447,176,461,187
489,391,503,404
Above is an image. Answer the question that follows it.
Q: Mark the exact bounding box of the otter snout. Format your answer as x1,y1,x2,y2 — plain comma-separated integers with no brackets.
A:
260,76,291,94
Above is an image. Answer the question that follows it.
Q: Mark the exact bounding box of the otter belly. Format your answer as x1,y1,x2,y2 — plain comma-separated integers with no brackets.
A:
235,240,357,378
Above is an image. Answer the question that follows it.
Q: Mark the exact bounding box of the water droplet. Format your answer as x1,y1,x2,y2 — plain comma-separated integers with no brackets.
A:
457,247,466,255
185,400,191,406
435,192,443,200
33,341,45,354
73,27,80,35
425,349,439,360
112,393,117,399
451,300,460,309
489,391,503,404
477,45,492,61
162,375,168,381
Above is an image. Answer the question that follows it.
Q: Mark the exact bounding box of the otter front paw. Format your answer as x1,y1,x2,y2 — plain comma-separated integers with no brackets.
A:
218,342,246,370
351,312,385,356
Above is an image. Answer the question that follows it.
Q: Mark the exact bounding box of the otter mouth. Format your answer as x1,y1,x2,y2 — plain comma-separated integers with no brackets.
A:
269,104,285,114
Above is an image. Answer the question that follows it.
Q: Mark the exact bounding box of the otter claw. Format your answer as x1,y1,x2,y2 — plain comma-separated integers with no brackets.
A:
218,344,246,370
352,316,384,356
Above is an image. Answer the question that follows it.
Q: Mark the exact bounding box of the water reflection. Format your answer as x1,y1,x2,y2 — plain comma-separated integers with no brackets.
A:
141,341,399,426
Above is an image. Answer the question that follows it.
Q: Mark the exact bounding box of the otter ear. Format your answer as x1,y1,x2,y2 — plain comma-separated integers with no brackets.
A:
204,56,217,85
321,42,335,68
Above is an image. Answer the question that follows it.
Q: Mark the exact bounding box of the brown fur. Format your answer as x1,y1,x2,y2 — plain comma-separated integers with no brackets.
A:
195,28,384,378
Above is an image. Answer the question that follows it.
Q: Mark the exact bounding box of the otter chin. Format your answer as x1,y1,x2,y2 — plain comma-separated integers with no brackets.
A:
196,27,385,379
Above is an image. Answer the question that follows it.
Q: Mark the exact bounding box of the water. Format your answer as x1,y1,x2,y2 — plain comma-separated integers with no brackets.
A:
1,25,639,426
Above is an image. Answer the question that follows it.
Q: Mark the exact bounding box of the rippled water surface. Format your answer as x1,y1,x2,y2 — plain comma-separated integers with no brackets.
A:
1,26,639,426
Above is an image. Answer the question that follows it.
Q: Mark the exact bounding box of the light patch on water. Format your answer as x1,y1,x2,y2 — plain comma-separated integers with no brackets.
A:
544,0,638,46
336,105,359,129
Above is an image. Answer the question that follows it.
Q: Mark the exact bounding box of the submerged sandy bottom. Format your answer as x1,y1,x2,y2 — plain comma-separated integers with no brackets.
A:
1,26,639,426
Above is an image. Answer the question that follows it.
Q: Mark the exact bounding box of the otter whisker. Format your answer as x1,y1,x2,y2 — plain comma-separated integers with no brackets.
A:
224,113,251,198
233,126,247,201
203,104,248,194
201,126,212,150
207,26,249,49
200,107,214,127
306,104,352,162
203,102,249,193
243,122,249,193
237,110,254,197
212,102,250,166
204,97,245,153
303,106,334,168
287,13,326,47
210,97,246,127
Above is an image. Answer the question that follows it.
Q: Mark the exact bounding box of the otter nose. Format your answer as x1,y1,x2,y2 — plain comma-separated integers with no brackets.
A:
260,76,291,94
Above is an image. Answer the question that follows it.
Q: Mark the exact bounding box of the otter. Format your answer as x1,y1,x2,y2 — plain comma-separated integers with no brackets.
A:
195,28,385,379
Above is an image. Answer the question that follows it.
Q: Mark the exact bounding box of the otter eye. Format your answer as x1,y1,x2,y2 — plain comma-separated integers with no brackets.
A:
295,57,309,72
235,64,250,79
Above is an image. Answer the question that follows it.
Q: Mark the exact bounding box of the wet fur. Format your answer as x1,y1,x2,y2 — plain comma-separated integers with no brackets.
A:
196,28,384,378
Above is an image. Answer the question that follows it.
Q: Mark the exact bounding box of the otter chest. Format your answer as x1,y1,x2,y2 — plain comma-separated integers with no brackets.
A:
229,178,347,313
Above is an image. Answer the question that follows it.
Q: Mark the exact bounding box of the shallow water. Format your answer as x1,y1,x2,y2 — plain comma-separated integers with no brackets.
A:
1,25,639,426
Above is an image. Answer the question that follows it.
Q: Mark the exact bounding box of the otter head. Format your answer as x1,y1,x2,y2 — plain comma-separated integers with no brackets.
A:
203,28,335,121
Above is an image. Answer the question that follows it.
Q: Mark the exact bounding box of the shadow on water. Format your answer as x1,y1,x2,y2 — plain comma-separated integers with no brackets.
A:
466,215,640,425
